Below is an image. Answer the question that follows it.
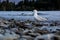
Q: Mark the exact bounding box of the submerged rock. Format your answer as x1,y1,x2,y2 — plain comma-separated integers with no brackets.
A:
34,34,54,40
0,32,20,40
27,33,41,37
23,29,33,35
22,35,34,40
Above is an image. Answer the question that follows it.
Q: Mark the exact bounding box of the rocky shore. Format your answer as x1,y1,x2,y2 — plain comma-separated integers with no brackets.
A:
0,18,60,40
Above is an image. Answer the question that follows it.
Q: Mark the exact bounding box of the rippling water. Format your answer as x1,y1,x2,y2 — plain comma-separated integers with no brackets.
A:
0,11,60,21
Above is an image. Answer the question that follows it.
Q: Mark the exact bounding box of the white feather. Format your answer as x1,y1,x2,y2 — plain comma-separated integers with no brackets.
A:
33,10,47,21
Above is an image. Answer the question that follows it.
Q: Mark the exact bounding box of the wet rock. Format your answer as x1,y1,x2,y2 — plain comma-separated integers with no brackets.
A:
50,23,55,26
31,27,41,33
53,36,59,40
42,22,50,26
0,28,5,34
0,22,9,28
50,21,59,26
24,23,33,29
34,34,54,40
15,22,26,29
22,35,34,40
32,27,49,34
23,29,33,35
20,38,27,40
27,33,41,37
32,22,43,26
53,35,60,40
0,32,20,40
37,30,49,34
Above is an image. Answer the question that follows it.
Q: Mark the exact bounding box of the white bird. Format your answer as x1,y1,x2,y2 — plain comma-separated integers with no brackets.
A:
33,10,47,21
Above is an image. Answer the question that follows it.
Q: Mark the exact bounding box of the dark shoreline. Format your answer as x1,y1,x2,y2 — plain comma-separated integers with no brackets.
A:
0,0,60,11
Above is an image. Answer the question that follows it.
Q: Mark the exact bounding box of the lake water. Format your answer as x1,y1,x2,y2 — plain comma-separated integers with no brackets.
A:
0,11,60,21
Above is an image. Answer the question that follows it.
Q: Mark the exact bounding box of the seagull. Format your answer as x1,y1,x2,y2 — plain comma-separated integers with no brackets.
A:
33,10,47,21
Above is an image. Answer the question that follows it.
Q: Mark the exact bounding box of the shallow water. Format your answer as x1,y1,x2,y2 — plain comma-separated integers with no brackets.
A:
0,11,60,21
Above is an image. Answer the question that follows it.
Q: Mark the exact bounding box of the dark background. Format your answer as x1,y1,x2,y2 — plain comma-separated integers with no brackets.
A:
0,0,60,11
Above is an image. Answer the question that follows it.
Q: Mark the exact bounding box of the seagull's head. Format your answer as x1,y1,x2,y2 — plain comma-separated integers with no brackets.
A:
33,9,37,14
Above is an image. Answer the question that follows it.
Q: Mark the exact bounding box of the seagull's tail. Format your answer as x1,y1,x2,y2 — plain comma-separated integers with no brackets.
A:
43,17,48,21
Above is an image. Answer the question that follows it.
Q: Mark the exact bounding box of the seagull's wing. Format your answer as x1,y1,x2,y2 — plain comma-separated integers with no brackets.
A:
34,15,47,21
